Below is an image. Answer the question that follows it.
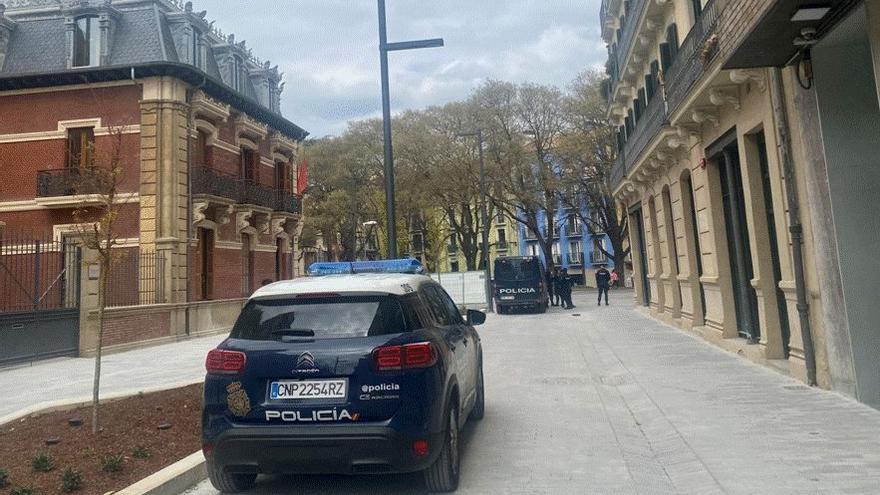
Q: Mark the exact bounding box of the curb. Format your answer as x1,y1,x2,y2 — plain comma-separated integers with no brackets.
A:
114,451,206,495
0,379,203,427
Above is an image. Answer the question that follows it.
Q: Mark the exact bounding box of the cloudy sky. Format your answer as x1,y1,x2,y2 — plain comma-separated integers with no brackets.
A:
207,1,606,137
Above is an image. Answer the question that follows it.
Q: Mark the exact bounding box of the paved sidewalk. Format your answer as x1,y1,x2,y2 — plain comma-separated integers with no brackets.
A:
184,290,880,494
0,333,225,418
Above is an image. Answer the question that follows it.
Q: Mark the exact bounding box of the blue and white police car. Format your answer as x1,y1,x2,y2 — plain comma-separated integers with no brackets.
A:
201,259,486,492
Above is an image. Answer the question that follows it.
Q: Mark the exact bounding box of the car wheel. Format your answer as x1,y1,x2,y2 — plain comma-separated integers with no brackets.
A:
424,405,461,492
469,361,485,421
207,459,257,493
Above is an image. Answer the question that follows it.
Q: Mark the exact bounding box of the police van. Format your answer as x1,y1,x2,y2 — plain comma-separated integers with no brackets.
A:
201,259,485,492
492,256,549,314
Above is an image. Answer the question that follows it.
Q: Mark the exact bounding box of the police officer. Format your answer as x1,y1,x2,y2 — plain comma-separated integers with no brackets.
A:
551,267,562,307
559,268,575,309
595,264,611,306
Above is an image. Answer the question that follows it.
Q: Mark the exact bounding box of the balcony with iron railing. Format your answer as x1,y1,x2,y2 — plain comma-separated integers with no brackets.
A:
36,168,110,198
191,166,302,214
604,0,648,101
610,0,725,191
590,251,610,265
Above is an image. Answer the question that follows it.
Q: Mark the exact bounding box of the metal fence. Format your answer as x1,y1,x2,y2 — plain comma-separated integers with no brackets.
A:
105,249,166,307
429,271,490,309
0,232,81,313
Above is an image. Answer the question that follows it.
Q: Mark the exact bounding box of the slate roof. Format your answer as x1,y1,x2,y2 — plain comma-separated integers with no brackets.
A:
0,1,304,137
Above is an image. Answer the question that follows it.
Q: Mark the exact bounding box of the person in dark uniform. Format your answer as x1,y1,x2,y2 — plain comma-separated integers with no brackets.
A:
559,268,575,309
551,267,562,307
546,268,556,307
595,265,611,306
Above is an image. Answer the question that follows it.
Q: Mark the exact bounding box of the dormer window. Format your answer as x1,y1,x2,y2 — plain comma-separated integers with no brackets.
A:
73,16,100,67
192,28,202,69
232,55,244,91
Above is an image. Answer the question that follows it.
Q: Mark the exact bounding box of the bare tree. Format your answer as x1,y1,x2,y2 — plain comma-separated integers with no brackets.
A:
476,80,566,272
70,122,135,434
557,70,630,278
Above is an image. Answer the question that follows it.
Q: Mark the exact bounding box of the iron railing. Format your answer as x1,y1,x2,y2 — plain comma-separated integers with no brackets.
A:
664,0,724,113
568,252,584,265
608,0,648,99
0,232,81,313
106,249,166,307
274,192,303,215
36,168,108,197
191,165,240,199
192,166,302,214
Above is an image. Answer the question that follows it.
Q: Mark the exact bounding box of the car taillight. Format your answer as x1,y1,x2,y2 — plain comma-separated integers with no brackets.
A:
205,349,247,374
373,342,437,371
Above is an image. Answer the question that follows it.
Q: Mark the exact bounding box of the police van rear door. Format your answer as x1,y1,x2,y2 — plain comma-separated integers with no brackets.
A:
493,258,541,303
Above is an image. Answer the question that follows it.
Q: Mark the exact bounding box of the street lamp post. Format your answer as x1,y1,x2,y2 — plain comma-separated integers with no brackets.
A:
457,129,493,312
377,0,444,259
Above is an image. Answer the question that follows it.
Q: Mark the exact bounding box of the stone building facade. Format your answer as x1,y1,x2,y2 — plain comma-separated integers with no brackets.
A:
0,0,307,353
602,0,880,407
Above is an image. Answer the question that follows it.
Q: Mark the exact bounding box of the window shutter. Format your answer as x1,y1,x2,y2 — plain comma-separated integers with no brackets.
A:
638,88,647,116
645,75,655,101
667,24,680,61
650,61,661,98
660,43,672,72
633,98,642,122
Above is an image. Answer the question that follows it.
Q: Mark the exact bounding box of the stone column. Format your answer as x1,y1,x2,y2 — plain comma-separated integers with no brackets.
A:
139,76,190,307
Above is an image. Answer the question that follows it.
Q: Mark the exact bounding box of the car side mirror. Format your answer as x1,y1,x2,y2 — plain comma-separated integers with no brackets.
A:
467,309,486,326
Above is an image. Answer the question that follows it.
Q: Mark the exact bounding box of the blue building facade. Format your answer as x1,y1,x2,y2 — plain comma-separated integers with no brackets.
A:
515,201,614,286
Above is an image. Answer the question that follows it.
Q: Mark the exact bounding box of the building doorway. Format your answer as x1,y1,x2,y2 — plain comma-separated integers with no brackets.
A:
198,228,214,300
755,131,790,356
241,233,254,296
681,170,706,325
630,204,651,307
713,133,760,341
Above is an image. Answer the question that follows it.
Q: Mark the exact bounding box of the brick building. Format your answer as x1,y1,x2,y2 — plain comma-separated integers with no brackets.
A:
0,0,307,358
601,0,880,407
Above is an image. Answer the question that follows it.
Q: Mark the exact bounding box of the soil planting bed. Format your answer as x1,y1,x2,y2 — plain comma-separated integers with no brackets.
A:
0,383,202,495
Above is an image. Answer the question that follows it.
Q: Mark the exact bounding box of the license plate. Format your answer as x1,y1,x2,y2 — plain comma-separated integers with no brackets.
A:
270,379,348,400
500,296,515,300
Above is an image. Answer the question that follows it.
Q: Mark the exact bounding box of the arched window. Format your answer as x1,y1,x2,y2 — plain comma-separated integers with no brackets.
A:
73,16,101,67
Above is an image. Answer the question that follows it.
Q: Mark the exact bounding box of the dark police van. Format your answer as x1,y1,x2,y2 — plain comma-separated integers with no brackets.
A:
202,259,485,493
493,256,549,314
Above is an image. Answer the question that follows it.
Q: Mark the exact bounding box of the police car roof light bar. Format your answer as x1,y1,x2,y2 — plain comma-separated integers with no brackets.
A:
308,259,426,277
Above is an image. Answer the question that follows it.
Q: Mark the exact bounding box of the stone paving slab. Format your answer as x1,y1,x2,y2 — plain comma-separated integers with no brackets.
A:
0,333,225,418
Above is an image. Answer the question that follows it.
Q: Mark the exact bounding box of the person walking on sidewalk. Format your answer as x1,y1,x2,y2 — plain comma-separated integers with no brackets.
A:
596,265,611,306
610,269,619,289
559,268,575,309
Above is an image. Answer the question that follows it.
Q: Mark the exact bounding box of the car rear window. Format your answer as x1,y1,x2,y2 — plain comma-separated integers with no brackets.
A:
494,258,541,281
231,295,408,341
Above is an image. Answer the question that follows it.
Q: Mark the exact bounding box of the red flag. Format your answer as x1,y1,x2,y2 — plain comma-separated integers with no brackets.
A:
296,158,309,195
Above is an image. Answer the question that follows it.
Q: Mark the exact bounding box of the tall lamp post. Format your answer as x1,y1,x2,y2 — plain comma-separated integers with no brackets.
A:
457,129,493,312
378,0,443,258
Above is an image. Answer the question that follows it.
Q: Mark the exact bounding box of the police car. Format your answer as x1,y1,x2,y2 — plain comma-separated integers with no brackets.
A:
202,259,486,493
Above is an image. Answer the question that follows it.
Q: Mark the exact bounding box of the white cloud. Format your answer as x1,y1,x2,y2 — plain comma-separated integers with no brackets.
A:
202,0,606,136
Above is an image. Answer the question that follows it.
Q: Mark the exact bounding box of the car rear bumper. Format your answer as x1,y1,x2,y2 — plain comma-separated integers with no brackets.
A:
207,425,444,475
496,298,543,307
